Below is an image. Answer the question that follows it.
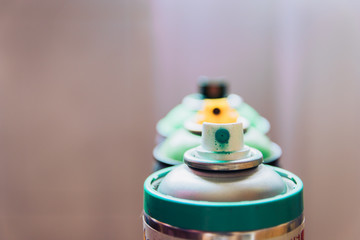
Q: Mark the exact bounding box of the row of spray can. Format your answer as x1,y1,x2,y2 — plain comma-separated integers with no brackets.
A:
153,77,281,170
143,77,304,240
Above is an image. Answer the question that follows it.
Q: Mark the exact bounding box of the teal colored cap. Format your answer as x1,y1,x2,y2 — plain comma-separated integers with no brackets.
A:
144,166,303,232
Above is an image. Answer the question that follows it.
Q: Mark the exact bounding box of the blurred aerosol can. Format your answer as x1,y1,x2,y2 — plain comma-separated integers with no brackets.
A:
153,97,281,172
155,77,271,143
144,122,304,240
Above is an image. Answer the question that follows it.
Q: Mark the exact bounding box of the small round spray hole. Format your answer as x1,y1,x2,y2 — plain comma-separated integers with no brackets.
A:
215,128,230,143
213,108,221,115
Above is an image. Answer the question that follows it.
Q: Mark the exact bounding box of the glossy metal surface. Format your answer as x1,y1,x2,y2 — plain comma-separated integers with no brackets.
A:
184,147,263,171
144,213,304,240
157,164,286,202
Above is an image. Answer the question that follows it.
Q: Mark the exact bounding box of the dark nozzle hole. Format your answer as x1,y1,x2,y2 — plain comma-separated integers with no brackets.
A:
213,108,221,115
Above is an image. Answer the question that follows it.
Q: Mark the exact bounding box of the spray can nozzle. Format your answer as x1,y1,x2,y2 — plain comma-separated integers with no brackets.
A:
184,98,250,134
198,76,227,99
184,122,263,171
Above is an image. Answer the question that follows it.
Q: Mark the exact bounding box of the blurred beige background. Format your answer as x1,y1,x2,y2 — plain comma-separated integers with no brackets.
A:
0,0,360,239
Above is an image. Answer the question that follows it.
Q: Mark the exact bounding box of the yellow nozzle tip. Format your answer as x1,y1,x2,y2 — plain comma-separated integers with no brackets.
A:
196,98,239,124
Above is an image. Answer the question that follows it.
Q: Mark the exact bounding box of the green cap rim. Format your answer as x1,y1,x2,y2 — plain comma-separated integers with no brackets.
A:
144,165,303,232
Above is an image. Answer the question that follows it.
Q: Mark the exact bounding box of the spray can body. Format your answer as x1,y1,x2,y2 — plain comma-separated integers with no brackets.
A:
145,122,303,239
143,165,304,240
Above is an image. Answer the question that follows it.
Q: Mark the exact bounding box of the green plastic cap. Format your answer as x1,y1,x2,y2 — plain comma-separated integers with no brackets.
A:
144,166,303,232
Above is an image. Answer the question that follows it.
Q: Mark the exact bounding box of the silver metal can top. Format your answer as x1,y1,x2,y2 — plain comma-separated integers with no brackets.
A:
157,122,287,202
157,164,286,202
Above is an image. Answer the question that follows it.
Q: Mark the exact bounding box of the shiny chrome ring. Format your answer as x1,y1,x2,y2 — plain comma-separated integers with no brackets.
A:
144,213,304,240
184,148,263,171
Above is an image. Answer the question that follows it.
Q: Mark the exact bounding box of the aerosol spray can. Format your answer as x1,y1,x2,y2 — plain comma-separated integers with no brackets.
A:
144,122,304,239
153,97,281,171
155,77,270,143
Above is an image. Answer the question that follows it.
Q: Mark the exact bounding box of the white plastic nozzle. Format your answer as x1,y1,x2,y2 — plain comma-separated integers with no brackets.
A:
201,122,244,152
